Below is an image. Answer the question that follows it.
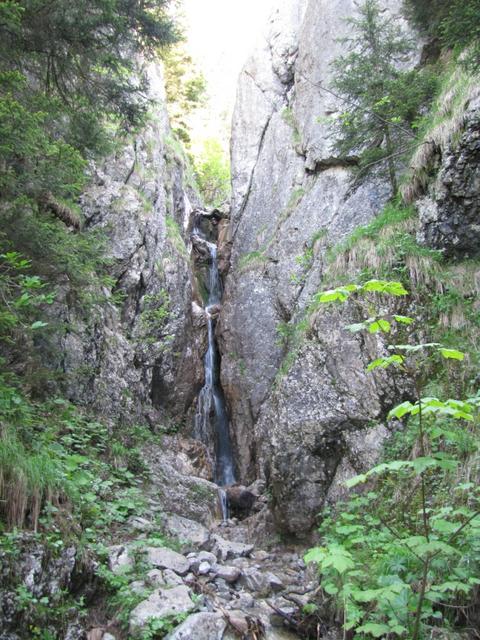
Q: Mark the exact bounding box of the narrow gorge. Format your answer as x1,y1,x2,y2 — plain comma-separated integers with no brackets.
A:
192,212,236,513
1,0,479,639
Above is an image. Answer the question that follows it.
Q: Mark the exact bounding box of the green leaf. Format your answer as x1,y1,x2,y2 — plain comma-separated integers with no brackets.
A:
390,342,441,352
361,280,408,296
367,460,412,477
345,473,368,488
324,549,355,574
317,287,356,303
389,624,408,635
432,580,471,594
336,524,363,535
367,354,404,371
393,314,413,324
64,454,88,471
356,622,391,637
304,547,326,564
431,519,459,534
434,456,459,471
388,401,414,420
324,582,339,595
368,318,391,333
31,320,48,330
73,470,93,486
411,457,437,474
352,588,381,603
439,348,465,361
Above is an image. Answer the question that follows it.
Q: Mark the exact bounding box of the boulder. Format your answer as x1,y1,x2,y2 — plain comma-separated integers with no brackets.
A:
208,535,253,561
238,567,273,596
145,548,190,576
107,545,133,575
214,565,241,584
166,612,227,640
226,485,256,516
163,514,210,551
129,585,195,634
197,561,211,575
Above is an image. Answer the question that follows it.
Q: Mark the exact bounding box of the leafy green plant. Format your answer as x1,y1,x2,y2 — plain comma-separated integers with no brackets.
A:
281,107,301,145
305,280,480,639
140,291,170,330
238,249,268,271
140,612,189,639
405,0,480,69
0,250,54,341
161,43,207,144
291,229,327,285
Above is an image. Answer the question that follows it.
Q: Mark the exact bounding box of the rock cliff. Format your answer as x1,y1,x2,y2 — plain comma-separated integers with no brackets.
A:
220,0,417,537
45,64,204,429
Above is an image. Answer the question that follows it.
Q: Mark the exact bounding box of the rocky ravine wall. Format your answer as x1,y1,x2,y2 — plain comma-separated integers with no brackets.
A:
44,64,204,429
219,0,417,538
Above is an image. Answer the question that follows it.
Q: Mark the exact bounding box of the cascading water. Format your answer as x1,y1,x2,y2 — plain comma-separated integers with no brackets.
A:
193,226,236,519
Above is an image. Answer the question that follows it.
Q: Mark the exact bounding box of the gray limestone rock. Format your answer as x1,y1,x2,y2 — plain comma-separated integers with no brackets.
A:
162,569,185,587
146,569,164,587
129,585,195,634
166,612,227,640
238,567,277,597
144,444,220,526
197,561,211,575
145,548,190,576
35,62,204,431
209,535,254,561
164,515,210,550
108,545,133,575
220,0,418,536
214,565,241,584
417,100,480,257
129,581,147,595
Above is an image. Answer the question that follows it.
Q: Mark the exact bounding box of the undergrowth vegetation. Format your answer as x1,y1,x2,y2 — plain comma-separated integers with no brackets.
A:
305,281,480,639
0,370,155,535
278,30,480,636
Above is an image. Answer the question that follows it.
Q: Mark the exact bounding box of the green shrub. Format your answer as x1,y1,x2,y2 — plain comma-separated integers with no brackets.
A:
305,281,480,639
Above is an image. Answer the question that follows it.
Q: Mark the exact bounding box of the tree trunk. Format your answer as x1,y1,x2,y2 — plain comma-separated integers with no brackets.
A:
384,125,398,197
39,192,81,230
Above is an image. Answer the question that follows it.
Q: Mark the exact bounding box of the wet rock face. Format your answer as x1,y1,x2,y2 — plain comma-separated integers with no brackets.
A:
418,101,480,257
220,0,408,535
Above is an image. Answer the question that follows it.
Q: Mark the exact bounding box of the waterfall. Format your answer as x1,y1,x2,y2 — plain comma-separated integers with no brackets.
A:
193,228,236,519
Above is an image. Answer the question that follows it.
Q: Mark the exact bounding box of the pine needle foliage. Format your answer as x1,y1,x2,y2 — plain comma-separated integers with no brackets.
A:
331,0,438,196
405,0,480,70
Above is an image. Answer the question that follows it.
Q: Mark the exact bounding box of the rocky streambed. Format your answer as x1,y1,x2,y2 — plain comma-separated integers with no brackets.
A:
100,510,334,640
0,437,338,640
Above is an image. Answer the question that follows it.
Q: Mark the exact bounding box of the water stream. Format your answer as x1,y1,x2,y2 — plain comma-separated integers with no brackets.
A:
193,227,236,519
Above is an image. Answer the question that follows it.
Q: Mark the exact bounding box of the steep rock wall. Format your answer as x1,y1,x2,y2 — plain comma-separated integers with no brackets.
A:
220,0,415,536
44,65,203,429
417,94,480,257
